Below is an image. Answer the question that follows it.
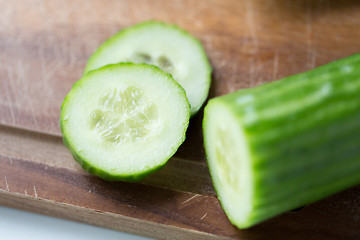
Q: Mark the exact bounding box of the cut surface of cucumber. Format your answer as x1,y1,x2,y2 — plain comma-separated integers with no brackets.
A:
203,53,360,229
60,63,190,181
204,102,253,226
84,21,212,116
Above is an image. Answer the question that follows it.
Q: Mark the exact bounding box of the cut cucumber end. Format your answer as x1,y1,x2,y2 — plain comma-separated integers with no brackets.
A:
84,21,212,116
203,53,360,229
61,63,190,181
203,100,254,228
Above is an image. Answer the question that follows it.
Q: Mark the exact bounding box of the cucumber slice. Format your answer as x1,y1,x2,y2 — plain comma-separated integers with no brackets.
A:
203,54,360,228
84,21,212,116
60,63,190,181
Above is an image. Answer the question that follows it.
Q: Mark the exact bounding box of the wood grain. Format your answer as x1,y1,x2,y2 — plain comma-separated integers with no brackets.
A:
2,125,360,240
1,0,360,239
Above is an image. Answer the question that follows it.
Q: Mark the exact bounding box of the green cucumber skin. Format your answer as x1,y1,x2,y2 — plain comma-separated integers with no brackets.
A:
204,53,360,228
60,63,190,182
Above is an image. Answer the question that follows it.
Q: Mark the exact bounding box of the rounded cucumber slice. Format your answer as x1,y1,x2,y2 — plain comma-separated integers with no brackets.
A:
60,63,190,181
84,21,212,116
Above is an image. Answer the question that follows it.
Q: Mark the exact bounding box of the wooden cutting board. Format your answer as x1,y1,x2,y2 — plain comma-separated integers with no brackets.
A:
1,0,360,239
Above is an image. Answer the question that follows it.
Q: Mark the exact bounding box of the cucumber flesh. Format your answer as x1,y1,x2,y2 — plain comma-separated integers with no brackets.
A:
60,63,190,181
204,103,253,226
84,21,212,116
203,53,360,228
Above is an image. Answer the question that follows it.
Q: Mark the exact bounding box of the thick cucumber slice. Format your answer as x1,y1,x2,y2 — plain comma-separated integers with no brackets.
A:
84,21,212,116
60,63,190,181
203,54,360,228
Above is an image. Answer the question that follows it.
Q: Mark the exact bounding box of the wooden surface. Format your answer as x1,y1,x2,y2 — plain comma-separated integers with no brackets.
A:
1,0,360,239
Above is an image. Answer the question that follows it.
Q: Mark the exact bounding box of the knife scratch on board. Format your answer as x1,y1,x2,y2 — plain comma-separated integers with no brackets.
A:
245,0,259,53
4,176,9,191
181,194,199,205
3,80,16,124
33,185,38,198
227,60,239,93
38,47,50,91
306,5,317,69
14,60,40,130
200,213,208,220
273,52,279,81
249,60,257,87
245,0,259,87
29,104,39,130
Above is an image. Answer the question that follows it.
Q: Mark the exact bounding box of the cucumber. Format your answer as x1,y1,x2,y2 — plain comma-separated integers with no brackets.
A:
84,21,212,116
203,54,360,228
60,63,190,181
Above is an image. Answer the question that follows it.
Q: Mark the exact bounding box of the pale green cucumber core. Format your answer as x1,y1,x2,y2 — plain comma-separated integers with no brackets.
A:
130,53,176,80
90,86,159,145
205,103,253,225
